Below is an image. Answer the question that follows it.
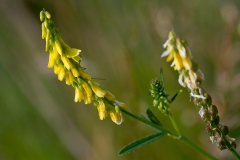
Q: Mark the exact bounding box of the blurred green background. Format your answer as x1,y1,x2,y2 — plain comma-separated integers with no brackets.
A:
1,0,240,159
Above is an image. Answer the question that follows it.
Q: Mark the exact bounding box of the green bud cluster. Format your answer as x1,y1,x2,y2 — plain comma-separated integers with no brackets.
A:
149,78,171,116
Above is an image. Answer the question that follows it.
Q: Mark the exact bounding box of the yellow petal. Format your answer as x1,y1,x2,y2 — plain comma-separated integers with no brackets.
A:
72,56,82,63
81,81,92,98
66,48,81,58
110,112,123,125
65,71,74,85
74,87,83,102
71,68,80,77
90,83,106,97
45,29,50,51
41,23,46,39
79,68,91,80
61,55,72,70
182,58,192,70
55,39,62,55
105,90,116,101
57,65,65,81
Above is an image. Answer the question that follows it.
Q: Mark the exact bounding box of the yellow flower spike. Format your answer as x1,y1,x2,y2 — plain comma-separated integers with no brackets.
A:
74,87,83,102
65,70,74,85
61,55,72,70
71,68,80,77
105,90,116,101
55,39,62,55
110,112,123,125
57,65,65,81
88,81,106,98
79,68,91,80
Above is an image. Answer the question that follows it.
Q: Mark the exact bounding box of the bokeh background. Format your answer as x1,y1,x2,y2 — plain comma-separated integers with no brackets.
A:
1,0,240,159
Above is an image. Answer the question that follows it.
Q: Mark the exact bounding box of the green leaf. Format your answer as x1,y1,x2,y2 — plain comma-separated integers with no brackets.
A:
119,132,165,155
146,108,162,126
170,90,183,102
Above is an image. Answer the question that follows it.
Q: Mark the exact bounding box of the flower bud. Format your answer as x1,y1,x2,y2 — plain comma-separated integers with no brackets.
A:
45,11,51,19
40,11,45,21
57,65,65,81
61,55,72,70
55,39,62,55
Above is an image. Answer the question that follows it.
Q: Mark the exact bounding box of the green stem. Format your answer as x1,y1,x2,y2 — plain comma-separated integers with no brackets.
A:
118,107,218,160
119,107,178,138
169,114,182,135
181,136,218,160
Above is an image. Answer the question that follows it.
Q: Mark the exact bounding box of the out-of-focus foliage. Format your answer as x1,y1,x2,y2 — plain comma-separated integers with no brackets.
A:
0,0,240,159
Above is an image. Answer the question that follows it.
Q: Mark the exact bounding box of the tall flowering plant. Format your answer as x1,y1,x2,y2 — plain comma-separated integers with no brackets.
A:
39,9,240,160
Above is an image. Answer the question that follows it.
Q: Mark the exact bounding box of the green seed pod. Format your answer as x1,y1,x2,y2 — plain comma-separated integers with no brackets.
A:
220,125,229,135
209,105,218,115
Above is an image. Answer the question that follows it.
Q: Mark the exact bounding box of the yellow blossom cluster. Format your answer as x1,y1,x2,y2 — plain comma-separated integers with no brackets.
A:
161,31,204,91
40,9,125,124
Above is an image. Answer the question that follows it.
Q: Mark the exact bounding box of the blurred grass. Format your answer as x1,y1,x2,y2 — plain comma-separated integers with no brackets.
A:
0,0,240,159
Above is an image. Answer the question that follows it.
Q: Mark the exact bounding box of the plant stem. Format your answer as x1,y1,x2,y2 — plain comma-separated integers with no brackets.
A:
169,114,182,135
118,107,218,160
181,136,218,160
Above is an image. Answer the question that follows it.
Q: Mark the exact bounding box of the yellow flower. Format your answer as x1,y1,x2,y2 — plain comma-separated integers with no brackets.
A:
57,64,65,81
172,53,183,70
110,112,123,125
105,90,116,101
45,29,50,51
89,81,106,98
55,39,62,55
48,46,59,68
97,100,107,120
61,55,72,70
81,81,92,100
41,23,47,39
79,68,91,80
71,68,80,77
74,87,84,102
65,70,74,85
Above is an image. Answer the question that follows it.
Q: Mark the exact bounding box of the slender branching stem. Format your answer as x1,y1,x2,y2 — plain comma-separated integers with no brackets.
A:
118,107,218,160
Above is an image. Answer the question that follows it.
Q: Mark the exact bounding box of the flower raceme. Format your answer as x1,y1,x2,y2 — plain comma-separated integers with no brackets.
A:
161,31,237,150
161,31,204,92
40,9,125,125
